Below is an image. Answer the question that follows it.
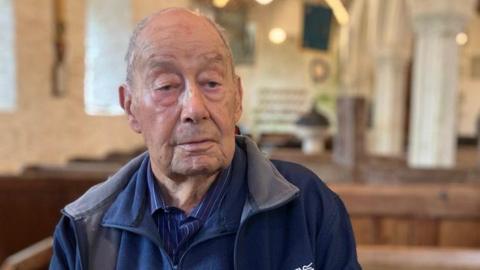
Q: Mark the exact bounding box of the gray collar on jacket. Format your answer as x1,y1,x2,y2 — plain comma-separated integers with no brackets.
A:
64,136,300,219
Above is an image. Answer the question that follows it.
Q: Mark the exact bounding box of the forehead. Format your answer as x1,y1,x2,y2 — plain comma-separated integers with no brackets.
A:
136,11,229,66
143,51,227,71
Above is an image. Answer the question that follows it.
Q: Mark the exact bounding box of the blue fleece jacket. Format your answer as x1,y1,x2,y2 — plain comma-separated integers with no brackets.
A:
50,136,361,270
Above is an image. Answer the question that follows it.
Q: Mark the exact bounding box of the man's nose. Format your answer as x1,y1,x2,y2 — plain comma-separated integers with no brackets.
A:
180,83,209,124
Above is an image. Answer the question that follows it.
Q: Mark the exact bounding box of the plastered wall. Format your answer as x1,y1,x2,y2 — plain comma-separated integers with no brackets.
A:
459,13,480,136
1,0,477,173
0,0,148,173
0,0,333,173
237,0,337,134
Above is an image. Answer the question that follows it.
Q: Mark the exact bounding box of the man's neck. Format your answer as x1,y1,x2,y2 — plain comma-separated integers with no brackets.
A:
152,170,219,215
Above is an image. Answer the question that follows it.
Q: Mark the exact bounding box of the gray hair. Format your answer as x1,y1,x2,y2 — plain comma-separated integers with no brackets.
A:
124,8,234,85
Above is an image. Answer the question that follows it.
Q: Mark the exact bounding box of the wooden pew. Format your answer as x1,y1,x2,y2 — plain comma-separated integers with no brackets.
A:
360,163,480,184
2,178,480,269
0,154,128,264
0,238,52,270
268,147,480,183
20,162,119,180
0,176,103,263
330,183,480,247
358,245,480,270
3,239,480,270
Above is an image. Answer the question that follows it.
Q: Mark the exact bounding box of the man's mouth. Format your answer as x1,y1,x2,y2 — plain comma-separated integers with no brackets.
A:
177,139,215,152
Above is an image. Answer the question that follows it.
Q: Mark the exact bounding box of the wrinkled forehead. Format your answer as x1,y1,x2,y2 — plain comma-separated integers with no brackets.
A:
136,11,230,66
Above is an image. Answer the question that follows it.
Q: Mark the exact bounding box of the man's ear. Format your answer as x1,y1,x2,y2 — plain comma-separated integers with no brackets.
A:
119,83,142,134
234,76,244,123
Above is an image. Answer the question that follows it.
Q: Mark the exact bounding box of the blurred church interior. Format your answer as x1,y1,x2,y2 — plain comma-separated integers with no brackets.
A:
1,0,480,269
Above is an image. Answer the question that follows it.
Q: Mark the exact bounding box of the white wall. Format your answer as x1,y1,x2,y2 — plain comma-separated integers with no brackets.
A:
458,12,480,136
237,0,338,135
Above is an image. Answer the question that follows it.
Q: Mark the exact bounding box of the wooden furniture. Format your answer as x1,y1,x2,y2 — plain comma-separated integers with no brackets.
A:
20,162,119,180
269,147,480,183
0,176,103,263
0,238,52,270
358,245,480,270
477,114,480,168
360,159,480,183
331,183,480,247
2,156,480,268
4,239,480,270
333,96,368,168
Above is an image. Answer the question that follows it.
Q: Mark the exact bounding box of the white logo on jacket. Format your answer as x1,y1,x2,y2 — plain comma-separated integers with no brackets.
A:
295,262,314,270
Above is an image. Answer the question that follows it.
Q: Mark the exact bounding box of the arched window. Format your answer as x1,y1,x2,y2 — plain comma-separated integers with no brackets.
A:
0,0,16,112
84,0,132,115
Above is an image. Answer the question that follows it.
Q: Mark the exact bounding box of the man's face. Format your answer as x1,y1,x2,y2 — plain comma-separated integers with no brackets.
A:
121,11,242,181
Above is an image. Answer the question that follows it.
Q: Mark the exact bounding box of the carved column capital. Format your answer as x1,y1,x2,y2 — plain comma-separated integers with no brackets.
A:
408,0,476,34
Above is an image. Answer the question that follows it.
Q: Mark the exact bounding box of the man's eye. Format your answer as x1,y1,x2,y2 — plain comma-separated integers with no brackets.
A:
155,84,176,91
206,81,221,88
157,85,171,91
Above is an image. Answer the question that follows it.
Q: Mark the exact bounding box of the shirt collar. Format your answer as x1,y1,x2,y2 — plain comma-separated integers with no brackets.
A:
146,158,232,221
145,159,166,214
99,136,299,233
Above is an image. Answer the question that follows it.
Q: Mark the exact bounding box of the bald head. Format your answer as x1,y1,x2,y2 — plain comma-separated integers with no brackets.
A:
125,8,234,86
118,8,243,184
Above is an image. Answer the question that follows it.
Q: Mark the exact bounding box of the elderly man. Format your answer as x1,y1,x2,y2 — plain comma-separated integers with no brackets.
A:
50,8,360,270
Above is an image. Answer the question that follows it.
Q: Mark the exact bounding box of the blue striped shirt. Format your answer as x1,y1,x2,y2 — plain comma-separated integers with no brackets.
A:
146,160,232,265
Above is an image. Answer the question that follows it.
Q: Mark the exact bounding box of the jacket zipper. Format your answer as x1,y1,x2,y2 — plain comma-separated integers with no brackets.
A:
175,231,236,269
102,192,299,269
102,224,177,269
232,192,300,270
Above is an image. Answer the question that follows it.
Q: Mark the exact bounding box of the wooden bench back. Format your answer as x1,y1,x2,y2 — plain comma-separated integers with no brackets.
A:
0,176,103,263
0,238,52,270
331,183,480,247
4,239,480,270
2,171,480,263
359,245,480,270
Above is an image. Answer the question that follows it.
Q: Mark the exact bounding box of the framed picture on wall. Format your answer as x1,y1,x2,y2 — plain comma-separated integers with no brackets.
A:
215,7,256,65
191,1,256,65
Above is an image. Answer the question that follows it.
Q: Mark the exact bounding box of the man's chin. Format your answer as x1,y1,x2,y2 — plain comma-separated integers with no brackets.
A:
171,159,223,178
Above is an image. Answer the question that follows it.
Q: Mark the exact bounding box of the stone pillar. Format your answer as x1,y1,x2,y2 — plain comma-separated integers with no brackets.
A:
371,0,411,157
407,0,476,168
372,51,409,157
333,96,367,168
